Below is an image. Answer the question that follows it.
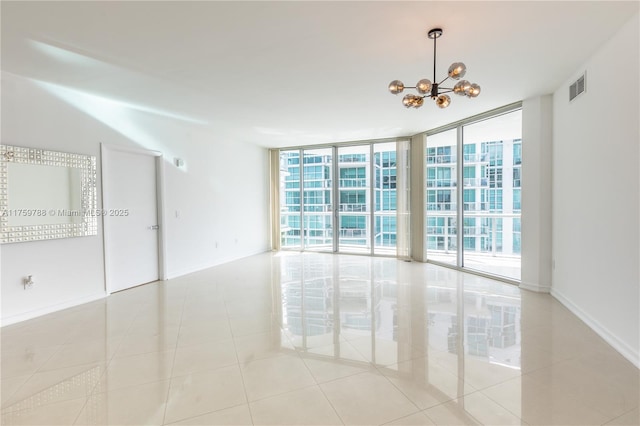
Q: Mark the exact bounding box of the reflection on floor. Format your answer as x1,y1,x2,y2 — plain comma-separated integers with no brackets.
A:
1,252,638,425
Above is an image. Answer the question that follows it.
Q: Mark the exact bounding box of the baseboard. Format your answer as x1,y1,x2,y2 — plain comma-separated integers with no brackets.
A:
519,280,551,293
1,292,107,327
551,288,639,368
165,247,270,280
1,249,270,327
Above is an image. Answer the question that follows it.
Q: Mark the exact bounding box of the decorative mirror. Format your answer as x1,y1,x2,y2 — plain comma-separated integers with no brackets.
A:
0,145,98,244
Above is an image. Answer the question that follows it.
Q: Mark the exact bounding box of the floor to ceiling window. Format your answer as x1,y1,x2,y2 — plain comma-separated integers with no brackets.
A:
374,142,398,255
280,150,302,249
279,141,406,256
278,106,520,282
338,145,371,254
425,129,458,266
303,148,333,251
425,108,522,281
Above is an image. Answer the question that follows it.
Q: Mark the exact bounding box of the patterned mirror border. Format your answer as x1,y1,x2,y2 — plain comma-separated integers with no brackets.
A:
0,145,98,244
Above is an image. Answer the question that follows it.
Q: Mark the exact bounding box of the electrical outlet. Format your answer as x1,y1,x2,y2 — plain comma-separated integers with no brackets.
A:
23,275,34,290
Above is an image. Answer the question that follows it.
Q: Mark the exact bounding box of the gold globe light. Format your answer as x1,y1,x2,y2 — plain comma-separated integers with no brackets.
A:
436,94,451,109
448,62,467,80
402,94,415,108
387,28,480,110
388,80,405,95
416,79,432,94
468,83,481,98
453,80,471,96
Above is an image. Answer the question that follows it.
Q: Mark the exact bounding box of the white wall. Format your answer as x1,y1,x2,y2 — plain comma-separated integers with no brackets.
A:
1,71,270,324
521,95,553,293
551,13,639,366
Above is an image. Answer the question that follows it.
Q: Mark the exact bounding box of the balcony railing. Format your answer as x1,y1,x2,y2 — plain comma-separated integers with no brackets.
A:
427,213,521,280
303,205,333,212
427,203,456,211
340,204,368,212
426,226,457,235
427,155,455,164
426,153,495,164
462,153,490,163
463,178,488,187
339,229,368,238
339,179,367,188
339,155,367,163
426,180,457,188
463,202,489,211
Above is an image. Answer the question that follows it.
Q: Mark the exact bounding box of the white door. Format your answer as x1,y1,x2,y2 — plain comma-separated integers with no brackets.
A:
103,147,160,292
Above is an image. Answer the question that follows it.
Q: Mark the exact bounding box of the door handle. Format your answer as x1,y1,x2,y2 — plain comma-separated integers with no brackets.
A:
148,225,160,230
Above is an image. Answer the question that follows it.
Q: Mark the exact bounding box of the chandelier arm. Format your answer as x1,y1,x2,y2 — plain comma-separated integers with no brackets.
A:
438,89,454,94
438,76,450,86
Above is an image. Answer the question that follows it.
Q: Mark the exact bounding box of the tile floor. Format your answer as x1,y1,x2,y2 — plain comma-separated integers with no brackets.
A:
1,252,638,425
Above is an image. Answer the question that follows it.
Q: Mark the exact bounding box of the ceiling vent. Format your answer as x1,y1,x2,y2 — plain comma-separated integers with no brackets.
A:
569,72,586,102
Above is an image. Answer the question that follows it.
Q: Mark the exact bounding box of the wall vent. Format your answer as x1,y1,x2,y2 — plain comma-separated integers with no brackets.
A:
569,72,586,101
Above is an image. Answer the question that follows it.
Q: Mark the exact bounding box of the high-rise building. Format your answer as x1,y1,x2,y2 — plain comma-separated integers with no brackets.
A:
280,148,399,251
426,138,522,257
280,138,521,264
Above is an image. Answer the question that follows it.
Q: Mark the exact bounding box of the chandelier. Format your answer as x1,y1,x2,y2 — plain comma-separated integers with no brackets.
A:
388,28,481,109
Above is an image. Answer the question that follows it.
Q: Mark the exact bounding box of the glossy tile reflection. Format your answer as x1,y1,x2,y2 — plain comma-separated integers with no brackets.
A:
279,254,523,375
1,252,638,425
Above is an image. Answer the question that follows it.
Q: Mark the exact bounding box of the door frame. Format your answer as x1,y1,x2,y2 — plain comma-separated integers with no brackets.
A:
101,143,167,294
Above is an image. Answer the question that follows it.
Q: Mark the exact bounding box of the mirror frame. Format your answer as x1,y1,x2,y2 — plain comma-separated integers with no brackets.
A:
0,144,98,244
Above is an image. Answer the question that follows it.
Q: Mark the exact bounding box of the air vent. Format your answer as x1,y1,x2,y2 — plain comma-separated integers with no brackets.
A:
569,72,586,102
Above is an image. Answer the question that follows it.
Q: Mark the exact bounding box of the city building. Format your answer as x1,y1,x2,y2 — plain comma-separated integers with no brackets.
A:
279,127,523,280
281,147,399,251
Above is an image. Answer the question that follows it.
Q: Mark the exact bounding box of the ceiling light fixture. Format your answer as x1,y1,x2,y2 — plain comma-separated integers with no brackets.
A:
388,28,481,109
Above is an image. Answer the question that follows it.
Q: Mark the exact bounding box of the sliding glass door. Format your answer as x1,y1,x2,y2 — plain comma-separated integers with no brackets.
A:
338,145,371,254
280,107,520,281
461,110,521,279
280,148,333,251
425,129,458,266
302,148,333,251
281,150,301,249
279,141,405,257
425,108,522,280
373,142,397,255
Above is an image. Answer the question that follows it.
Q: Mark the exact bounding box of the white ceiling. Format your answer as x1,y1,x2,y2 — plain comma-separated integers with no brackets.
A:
2,1,638,148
